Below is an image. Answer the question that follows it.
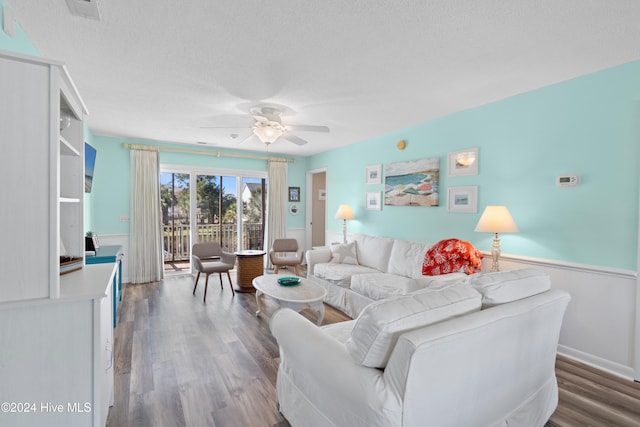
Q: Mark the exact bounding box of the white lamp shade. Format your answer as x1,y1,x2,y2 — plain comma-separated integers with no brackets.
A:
253,125,283,144
335,204,355,220
475,205,519,233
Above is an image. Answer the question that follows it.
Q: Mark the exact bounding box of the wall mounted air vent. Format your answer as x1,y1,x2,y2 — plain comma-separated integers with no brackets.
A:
65,0,101,20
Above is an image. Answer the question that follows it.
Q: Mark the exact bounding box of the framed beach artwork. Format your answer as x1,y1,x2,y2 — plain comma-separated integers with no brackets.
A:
366,164,382,184
447,186,478,213
384,157,440,206
448,147,479,177
366,191,382,211
288,186,300,202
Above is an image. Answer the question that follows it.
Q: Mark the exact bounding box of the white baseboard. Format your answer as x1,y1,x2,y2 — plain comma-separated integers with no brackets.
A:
558,345,636,380
483,252,637,380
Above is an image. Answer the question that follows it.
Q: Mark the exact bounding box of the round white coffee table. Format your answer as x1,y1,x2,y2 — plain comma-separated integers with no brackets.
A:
253,274,327,325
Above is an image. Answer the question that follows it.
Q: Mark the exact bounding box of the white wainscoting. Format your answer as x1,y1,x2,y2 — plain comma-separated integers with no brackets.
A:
489,253,637,381
285,228,307,265
326,231,638,380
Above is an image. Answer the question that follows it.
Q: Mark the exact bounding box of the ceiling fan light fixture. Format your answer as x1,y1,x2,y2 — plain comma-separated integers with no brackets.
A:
253,125,283,144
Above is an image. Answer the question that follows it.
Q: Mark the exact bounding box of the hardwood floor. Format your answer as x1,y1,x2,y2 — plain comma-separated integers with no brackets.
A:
107,272,640,427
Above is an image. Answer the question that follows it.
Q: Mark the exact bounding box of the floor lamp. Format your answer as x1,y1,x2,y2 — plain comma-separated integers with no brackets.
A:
335,204,354,244
475,205,519,272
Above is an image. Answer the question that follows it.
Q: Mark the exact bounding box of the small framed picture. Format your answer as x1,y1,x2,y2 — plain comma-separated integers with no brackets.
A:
366,164,382,184
288,186,300,202
448,147,479,177
366,191,382,211
447,186,478,213
289,203,300,215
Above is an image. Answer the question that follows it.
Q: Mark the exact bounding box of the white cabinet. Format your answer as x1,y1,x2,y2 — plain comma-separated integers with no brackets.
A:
0,50,113,426
0,49,87,303
0,264,116,427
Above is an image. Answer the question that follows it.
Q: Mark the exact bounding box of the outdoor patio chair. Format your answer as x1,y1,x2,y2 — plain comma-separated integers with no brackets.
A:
269,238,303,276
192,242,236,302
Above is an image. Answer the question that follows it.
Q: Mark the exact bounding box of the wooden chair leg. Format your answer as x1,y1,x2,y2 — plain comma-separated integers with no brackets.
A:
294,265,300,276
274,266,279,274
193,271,201,295
218,272,224,289
204,274,209,302
227,271,235,296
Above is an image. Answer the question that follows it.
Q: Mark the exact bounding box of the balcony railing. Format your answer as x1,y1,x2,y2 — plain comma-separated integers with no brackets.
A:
163,223,264,262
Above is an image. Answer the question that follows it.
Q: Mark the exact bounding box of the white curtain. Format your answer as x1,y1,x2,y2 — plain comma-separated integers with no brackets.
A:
267,160,288,269
129,148,164,284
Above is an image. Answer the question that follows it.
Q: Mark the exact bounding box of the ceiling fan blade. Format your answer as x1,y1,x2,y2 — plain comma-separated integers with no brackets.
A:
237,132,255,144
281,133,308,146
200,125,253,129
286,124,330,133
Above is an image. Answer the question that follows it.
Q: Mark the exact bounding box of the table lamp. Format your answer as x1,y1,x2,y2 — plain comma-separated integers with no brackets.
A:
335,204,355,243
475,205,519,272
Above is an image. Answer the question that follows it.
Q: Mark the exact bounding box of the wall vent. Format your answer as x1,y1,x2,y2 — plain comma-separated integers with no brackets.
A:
65,0,101,20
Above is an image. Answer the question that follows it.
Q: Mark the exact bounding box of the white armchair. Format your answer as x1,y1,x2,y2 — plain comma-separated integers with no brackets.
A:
270,272,570,427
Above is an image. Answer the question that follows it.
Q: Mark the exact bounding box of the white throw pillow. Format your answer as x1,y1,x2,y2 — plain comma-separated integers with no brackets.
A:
330,241,358,265
387,239,431,279
466,268,551,308
346,281,481,368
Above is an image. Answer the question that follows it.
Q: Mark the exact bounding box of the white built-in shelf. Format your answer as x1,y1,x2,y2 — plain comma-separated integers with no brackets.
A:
60,136,80,156
60,197,81,203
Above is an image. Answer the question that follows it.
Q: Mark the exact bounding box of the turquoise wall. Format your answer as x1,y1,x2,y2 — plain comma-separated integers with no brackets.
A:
0,2,39,56
86,136,307,234
4,3,638,269
310,61,640,270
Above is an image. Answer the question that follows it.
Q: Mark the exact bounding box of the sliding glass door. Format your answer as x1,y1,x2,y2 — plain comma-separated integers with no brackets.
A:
195,174,237,252
160,172,190,273
161,166,267,275
241,177,266,251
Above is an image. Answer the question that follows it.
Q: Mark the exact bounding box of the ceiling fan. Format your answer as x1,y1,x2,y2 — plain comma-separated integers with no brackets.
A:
202,103,329,146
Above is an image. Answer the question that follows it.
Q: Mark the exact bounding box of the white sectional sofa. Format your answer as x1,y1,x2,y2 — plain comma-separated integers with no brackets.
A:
271,268,571,427
306,234,466,318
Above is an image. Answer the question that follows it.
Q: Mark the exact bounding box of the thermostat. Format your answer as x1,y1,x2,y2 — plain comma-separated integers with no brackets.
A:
556,174,580,187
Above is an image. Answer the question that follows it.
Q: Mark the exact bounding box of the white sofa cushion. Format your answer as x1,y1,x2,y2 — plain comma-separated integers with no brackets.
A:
350,273,421,301
330,241,358,265
352,234,395,272
387,239,431,279
314,263,380,287
321,320,355,344
466,268,551,308
414,272,468,288
346,281,481,368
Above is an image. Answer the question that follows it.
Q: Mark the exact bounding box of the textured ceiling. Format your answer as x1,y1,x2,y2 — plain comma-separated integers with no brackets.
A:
5,0,640,156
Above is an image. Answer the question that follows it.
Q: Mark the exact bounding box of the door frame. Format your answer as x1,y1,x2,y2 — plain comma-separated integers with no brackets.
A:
306,167,327,251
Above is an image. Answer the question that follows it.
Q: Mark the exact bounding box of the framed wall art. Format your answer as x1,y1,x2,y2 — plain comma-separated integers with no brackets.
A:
384,157,439,206
288,186,300,202
365,191,382,211
447,186,478,213
289,203,300,215
448,147,479,177
366,164,382,184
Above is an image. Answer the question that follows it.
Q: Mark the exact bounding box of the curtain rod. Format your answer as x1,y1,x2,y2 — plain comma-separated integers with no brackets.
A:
121,143,296,163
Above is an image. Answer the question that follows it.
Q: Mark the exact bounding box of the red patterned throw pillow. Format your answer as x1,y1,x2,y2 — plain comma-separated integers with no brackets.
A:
422,238,483,276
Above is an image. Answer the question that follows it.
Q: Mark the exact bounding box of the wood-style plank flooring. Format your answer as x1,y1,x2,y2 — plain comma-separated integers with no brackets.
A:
107,271,640,427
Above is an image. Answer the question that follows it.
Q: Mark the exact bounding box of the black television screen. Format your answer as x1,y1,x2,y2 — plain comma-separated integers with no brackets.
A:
85,142,97,193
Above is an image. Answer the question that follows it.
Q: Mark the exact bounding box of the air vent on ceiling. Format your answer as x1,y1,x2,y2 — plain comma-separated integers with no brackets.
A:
65,0,101,20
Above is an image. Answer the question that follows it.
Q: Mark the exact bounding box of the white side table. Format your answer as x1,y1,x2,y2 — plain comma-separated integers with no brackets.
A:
253,274,327,325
